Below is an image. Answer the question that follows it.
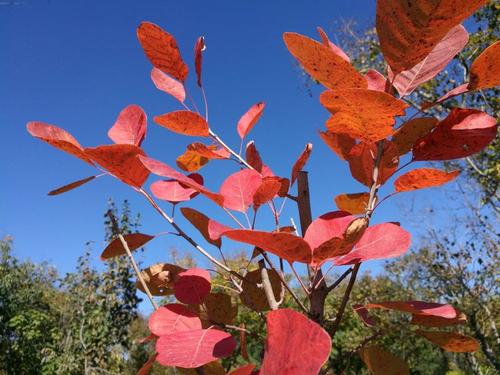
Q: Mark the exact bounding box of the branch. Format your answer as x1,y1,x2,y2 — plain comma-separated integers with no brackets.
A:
259,259,279,310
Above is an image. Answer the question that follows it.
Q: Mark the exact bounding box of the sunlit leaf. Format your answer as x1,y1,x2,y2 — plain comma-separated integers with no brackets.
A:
245,141,264,172
155,110,209,137
177,149,209,172
108,104,147,147
137,263,186,296
101,233,155,260
291,143,312,184
391,118,438,156
316,26,350,62
220,169,262,212
469,40,500,90
149,304,202,336
237,102,265,139
48,176,96,196
364,301,458,319
318,131,355,161
181,207,227,248
416,330,479,352
151,67,186,103
194,36,205,87
364,69,387,92
334,192,370,215
150,173,203,203
394,168,459,192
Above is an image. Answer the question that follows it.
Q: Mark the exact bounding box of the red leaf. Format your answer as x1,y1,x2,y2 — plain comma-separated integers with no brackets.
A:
174,268,211,305
228,364,256,375
150,67,186,103
304,211,355,266
237,102,265,139
155,110,209,137
389,25,469,97
181,207,227,248
220,169,262,212
283,32,366,90
425,83,469,109
335,223,411,265
353,304,376,327
85,144,150,187
223,230,312,263
391,117,438,156
411,312,467,327
187,143,230,159
139,155,224,205
156,328,236,368
137,22,188,82
360,346,409,375
413,108,497,161
253,177,282,209
469,40,500,90
291,143,312,184
365,301,458,319
150,173,203,203
149,304,201,336
347,141,399,187
245,141,264,172
318,131,355,161
364,69,387,92
194,36,205,87
101,233,155,260
260,309,331,375
108,104,147,147
316,26,350,62
48,175,96,196
26,121,94,165
416,330,479,352
394,168,460,192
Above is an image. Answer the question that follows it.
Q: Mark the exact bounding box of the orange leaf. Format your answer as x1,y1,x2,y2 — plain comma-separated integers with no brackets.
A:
291,143,312,184
253,176,282,208
85,144,150,187
334,192,370,214
394,168,459,192
416,330,479,352
321,89,408,142
316,26,350,62
137,263,186,296
469,40,500,90
365,301,458,319
180,207,226,248
187,143,230,159
194,36,205,87
176,149,209,172
283,32,366,90
27,121,94,165
411,312,467,328
100,233,155,260
318,131,355,160
391,118,438,156
204,292,237,324
360,346,409,375
108,105,147,147
48,176,96,196
376,0,487,73
237,102,265,139
347,141,399,187
155,110,209,137
151,67,186,103
137,22,188,82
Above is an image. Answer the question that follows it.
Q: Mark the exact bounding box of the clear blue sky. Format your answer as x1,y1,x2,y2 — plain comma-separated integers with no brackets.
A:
1,0,455,312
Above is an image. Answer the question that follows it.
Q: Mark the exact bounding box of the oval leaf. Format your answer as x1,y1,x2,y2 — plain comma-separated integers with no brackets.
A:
150,173,203,203
360,346,409,375
334,192,370,215
149,304,202,336
394,168,459,192
155,110,209,137
108,104,147,147
291,143,312,184
151,67,186,103
194,36,205,87
392,118,438,156
469,40,500,90
181,207,227,248
137,263,186,296
240,269,283,312
416,330,479,352
174,268,211,305
365,301,458,319
101,233,155,260
220,169,262,212
48,175,96,196
237,102,265,139
318,131,355,161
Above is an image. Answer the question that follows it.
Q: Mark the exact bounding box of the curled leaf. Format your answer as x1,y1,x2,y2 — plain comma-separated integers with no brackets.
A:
48,176,96,196
194,36,205,87
291,143,312,184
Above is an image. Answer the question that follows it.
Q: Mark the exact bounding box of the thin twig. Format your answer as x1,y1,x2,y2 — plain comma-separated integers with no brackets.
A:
209,129,254,170
325,267,353,293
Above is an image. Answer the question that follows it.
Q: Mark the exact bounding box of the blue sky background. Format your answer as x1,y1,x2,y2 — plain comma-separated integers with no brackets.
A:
1,0,459,313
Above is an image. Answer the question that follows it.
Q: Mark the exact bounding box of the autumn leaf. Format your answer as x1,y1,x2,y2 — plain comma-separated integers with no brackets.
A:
151,67,186,103
204,292,237,324
149,304,202,336
155,110,209,137
391,118,438,155
176,149,209,172
194,36,205,87
150,173,203,203
138,354,158,375
359,346,409,375
316,26,350,62
85,144,150,187
187,143,230,159
139,155,224,205
413,108,497,161
137,263,186,296
389,25,469,97
180,207,228,248
353,304,376,327
156,328,236,368
260,309,331,375
108,104,148,147
48,176,97,196
318,131,355,160
334,223,411,265
253,176,282,208
283,32,366,90
469,40,500,90
416,330,479,352
411,312,467,328
320,89,408,142
227,364,256,375
334,192,370,215
239,269,283,312
291,143,312,184
174,268,211,305
394,168,460,192
137,22,188,82
220,169,262,212
237,102,265,139
364,69,387,92
347,141,399,187
100,233,155,260
364,301,458,319
376,0,487,73
245,141,264,172
27,121,94,165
